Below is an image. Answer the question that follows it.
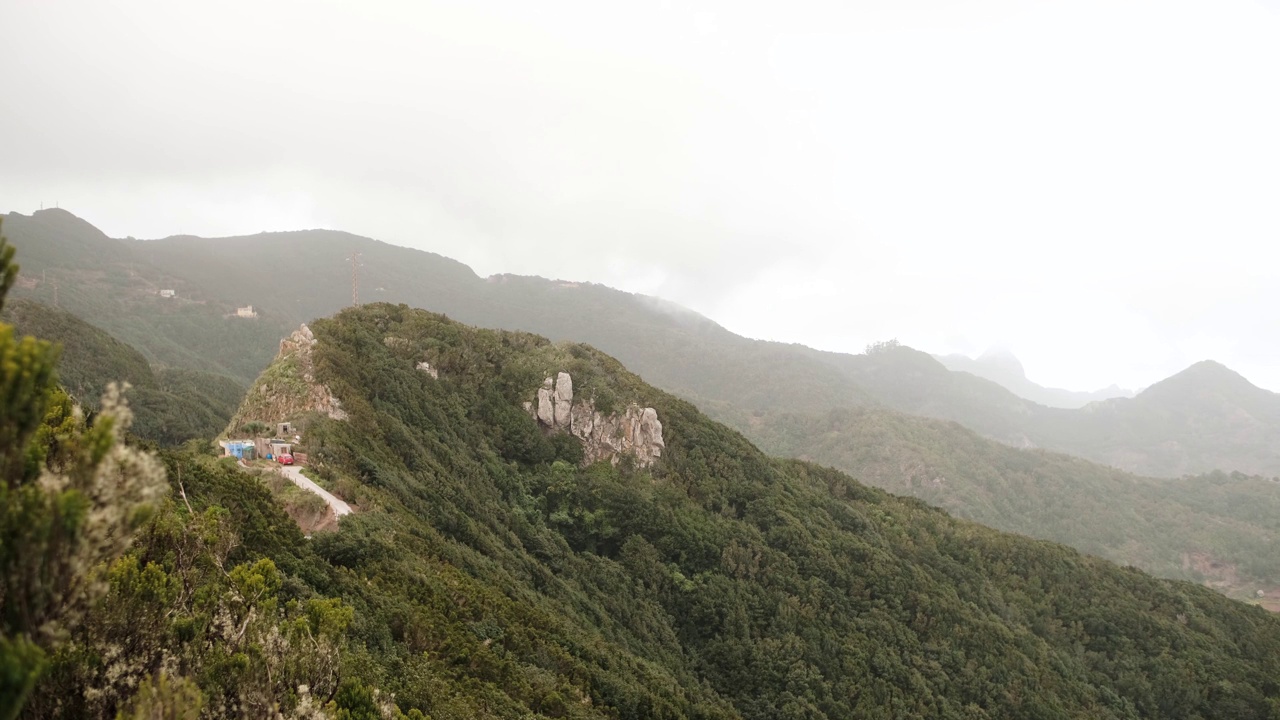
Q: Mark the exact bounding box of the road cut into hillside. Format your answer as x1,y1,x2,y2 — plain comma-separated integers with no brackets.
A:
280,465,352,517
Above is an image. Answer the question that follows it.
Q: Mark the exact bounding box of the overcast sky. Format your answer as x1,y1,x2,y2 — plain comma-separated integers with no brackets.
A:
3,0,1279,392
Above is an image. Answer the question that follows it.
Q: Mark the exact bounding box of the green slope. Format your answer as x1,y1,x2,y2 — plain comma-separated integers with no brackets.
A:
13,208,1280,479
10,209,1280,598
27,302,1280,718
2,209,292,382
122,226,877,417
732,404,1280,592
126,216,1280,480
816,344,1280,479
0,298,244,445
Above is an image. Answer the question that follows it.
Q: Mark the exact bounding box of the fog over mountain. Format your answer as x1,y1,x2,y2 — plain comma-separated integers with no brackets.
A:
937,348,1134,409
8,3,1280,715
3,0,1279,392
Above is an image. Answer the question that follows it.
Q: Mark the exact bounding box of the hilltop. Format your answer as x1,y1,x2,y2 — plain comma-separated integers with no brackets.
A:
48,301,1280,719
10,209,1280,597
1040,361,1280,478
9,219,1280,712
804,341,1280,478
1,209,293,382
13,207,1279,478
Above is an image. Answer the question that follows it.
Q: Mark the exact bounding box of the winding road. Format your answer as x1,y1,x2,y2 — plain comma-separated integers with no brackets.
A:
280,465,352,516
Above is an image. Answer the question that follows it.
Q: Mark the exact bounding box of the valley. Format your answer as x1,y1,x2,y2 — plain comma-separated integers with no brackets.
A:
8,221,1280,718
7,208,1280,598
6,4,1276,716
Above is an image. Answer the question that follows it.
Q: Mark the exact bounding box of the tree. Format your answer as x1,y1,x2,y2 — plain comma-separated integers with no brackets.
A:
864,338,901,354
0,219,166,720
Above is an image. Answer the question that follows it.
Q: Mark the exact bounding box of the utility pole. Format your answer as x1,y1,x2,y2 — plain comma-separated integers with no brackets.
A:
347,251,362,306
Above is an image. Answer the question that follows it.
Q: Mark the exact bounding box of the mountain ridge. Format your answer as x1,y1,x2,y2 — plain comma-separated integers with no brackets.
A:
10,209,1280,599
936,348,1134,409
0,297,244,445
223,301,1280,718
10,239,1280,717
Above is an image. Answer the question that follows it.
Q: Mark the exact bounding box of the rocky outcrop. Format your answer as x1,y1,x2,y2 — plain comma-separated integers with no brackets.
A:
537,378,555,426
553,372,573,427
528,372,665,468
226,324,347,436
282,325,348,421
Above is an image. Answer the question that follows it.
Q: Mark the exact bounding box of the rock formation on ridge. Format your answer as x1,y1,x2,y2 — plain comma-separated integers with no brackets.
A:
528,371,665,467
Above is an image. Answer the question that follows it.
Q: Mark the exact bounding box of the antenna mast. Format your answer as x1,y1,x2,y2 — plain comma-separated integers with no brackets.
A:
347,251,362,306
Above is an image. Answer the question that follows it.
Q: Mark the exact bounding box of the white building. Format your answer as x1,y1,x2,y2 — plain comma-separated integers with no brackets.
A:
235,305,258,318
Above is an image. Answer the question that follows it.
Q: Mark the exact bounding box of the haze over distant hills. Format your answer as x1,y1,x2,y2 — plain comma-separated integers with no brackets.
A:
9,208,1280,478
20,296,1280,717
937,348,1133,408
0,297,243,445
838,343,1280,479
8,207,1280,598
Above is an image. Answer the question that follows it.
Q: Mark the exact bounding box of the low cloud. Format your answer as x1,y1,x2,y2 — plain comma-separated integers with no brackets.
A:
2,0,1277,391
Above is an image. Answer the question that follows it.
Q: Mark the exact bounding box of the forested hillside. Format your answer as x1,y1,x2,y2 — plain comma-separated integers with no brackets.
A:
734,404,1280,594
10,231,1280,716
822,343,1280,478
11,207,1280,479
10,209,1280,601
0,298,243,445
0,209,290,382
284,304,1280,719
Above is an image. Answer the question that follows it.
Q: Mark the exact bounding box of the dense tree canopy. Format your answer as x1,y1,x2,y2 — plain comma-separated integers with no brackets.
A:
9,208,1280,718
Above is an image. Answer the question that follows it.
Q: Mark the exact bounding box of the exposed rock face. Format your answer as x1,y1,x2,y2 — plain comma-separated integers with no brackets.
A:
537,377,555,426
553,372,574,427
228,324,347,435
415,361,439,379
527,372,665,468
282,325,349,421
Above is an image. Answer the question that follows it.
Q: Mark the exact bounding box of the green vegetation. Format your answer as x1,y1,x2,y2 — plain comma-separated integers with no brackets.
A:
1,222,168,718
733,405,1280,587
0,298,244,446
10,266,1280,717
27,451,363,718
0,209,289,384
225,303,1280,718
11,208,1280,608
0,298,154,403
812,344,1280,479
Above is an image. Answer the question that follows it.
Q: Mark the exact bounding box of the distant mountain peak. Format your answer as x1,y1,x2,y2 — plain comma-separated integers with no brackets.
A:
934,348,1133,409
26,207,112,241
31,207,77,217
1185,359,1233,373
976,347,1027,379
1126,360,1280,419
1149,360,1256,394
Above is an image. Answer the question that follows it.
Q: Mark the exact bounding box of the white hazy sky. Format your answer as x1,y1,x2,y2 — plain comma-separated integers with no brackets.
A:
2,0,1279,392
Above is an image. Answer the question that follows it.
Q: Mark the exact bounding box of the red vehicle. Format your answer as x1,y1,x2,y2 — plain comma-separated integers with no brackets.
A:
276,453,294,465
